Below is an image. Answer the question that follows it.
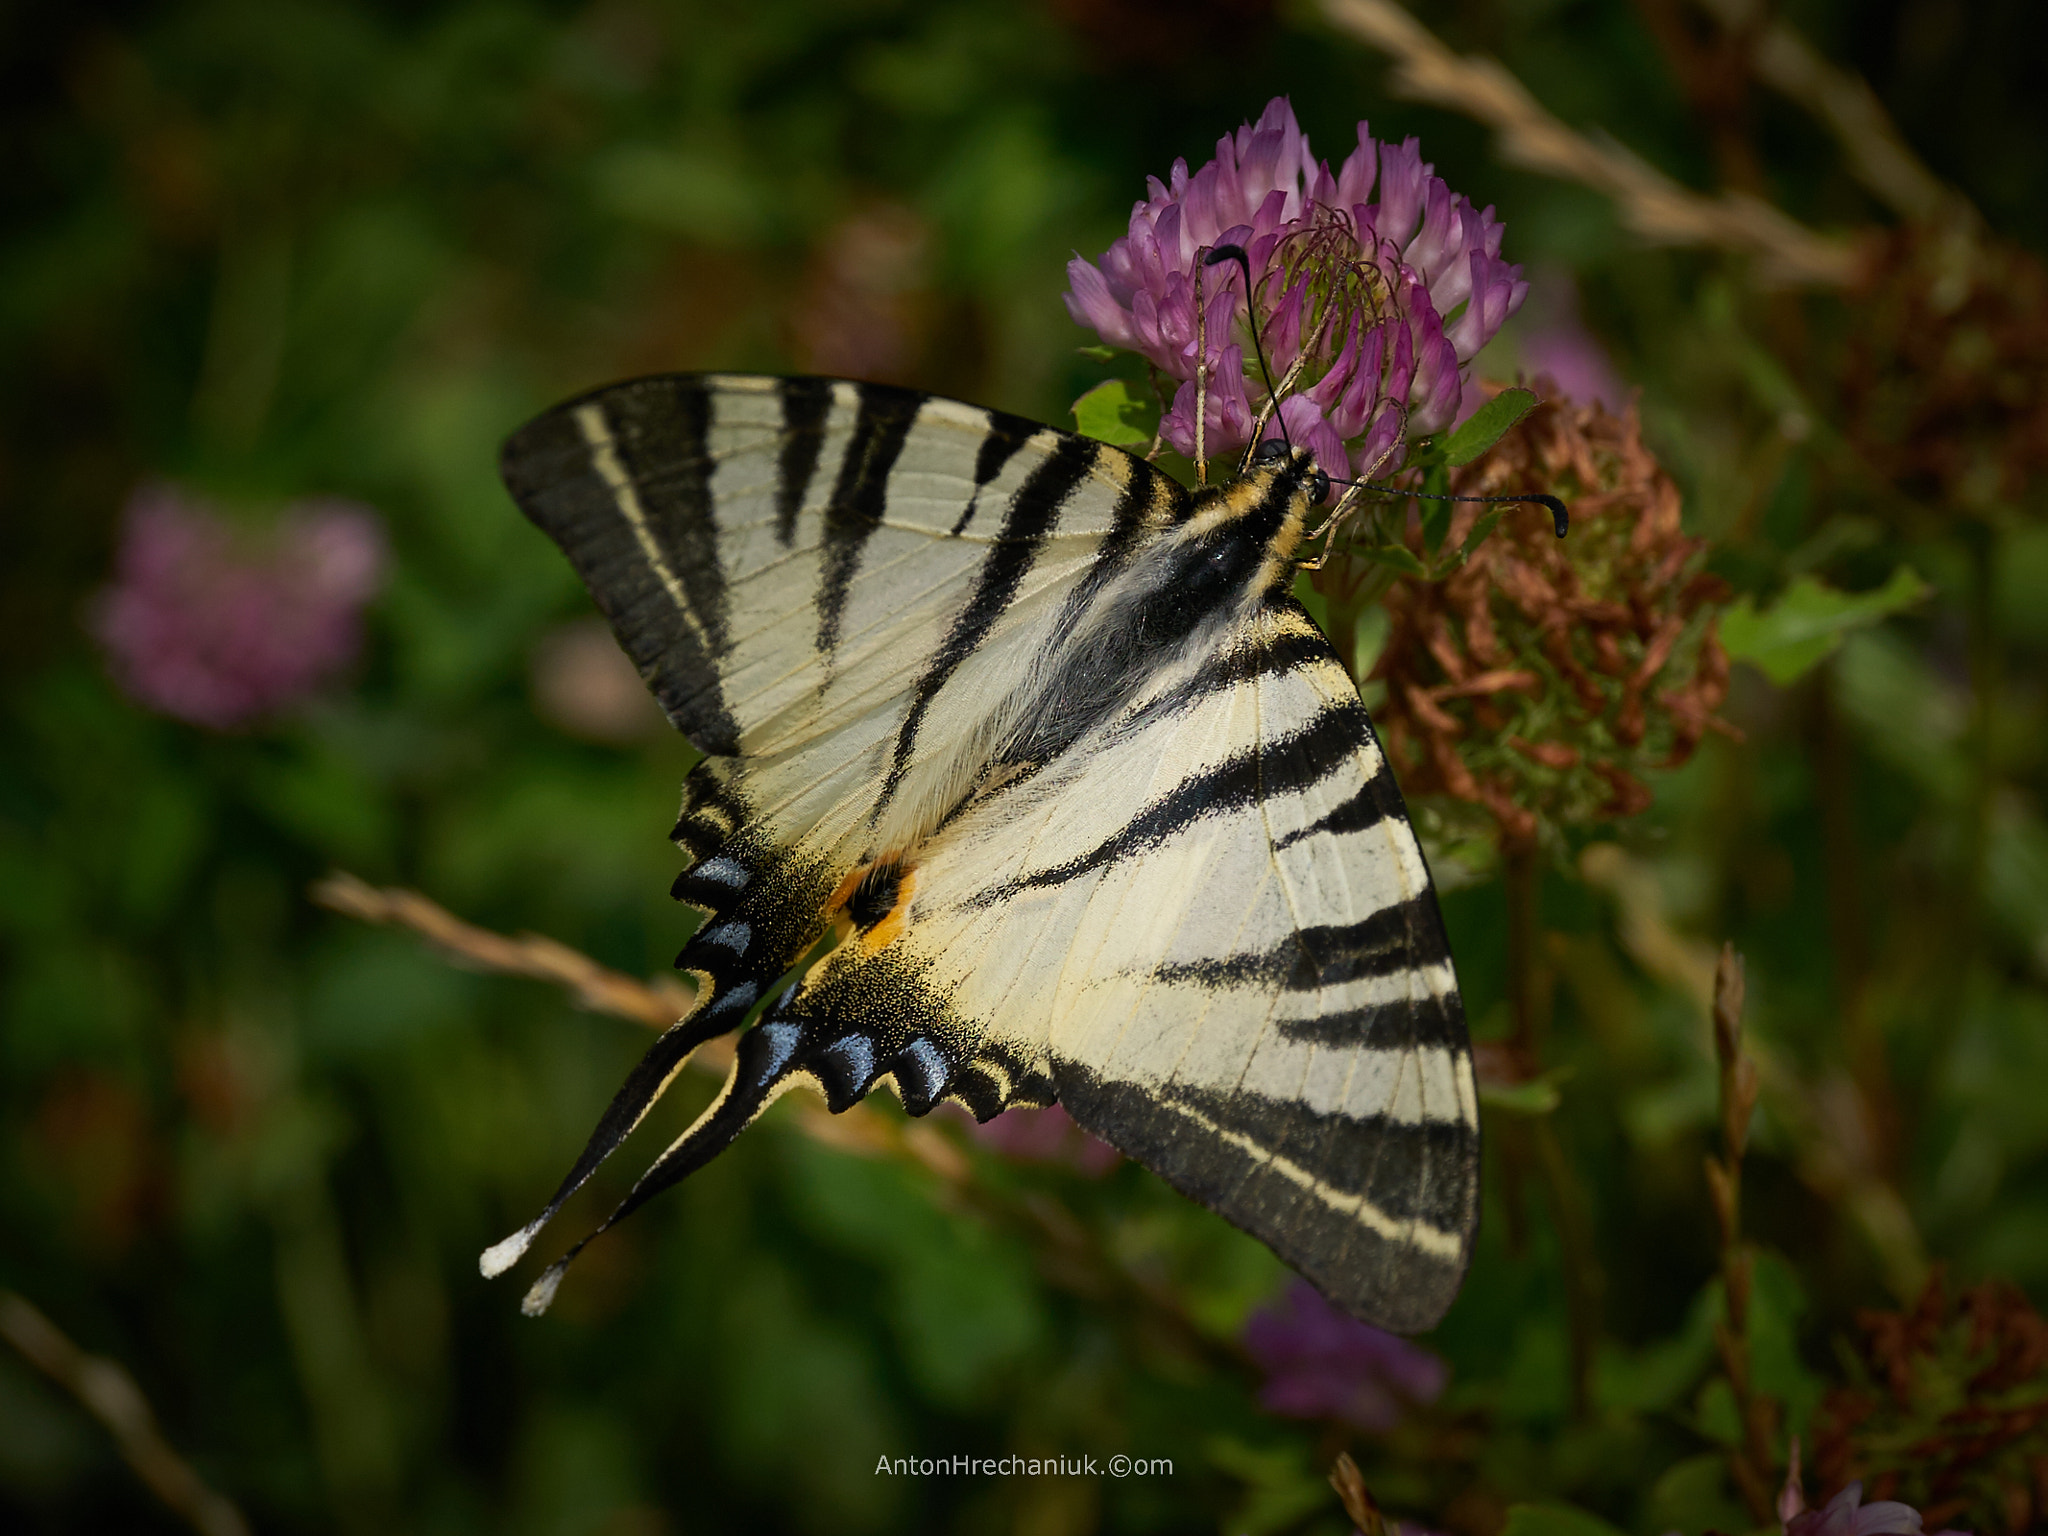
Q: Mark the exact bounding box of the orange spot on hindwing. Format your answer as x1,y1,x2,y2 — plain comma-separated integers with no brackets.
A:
825,858,917,953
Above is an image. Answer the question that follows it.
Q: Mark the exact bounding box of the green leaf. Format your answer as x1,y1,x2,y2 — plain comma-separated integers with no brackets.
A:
1433,507,1505,576
1442,386,1539,467
1421,495,1453,556
1071,378,1156,447
1363,544,1428,578
1205,1437,1329,1536
1720,565,1928,686
1644,1453,1752,1536
1074,344,1121,362
1500,1504,1631,1536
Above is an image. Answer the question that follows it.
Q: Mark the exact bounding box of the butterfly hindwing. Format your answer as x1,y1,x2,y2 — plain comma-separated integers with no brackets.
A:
751,601,1478,1330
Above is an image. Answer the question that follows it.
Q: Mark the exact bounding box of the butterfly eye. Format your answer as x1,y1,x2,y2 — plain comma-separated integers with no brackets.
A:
1307,468,1331,504
1251,437,1290,466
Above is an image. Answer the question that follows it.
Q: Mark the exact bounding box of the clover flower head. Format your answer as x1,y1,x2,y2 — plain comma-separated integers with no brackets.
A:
1242,1280,1448,1432
92,484,385,729
1366,382,1732,847
1065,96,1526,488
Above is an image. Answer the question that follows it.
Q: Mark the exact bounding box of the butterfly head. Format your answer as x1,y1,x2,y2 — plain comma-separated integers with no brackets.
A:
1245,433,1332,507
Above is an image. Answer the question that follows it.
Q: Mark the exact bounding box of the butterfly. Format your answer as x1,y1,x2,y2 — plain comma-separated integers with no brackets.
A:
482,372,1479,1333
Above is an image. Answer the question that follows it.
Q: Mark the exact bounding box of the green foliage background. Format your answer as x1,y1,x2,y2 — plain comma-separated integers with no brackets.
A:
3,2,2045,1533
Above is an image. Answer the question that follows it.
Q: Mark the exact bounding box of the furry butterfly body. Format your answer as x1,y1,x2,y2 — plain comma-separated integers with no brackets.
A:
487,372,1478,1332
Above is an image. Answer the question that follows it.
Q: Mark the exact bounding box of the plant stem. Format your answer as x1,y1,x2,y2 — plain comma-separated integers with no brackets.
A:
0,1292,251,1536
1706,944,1777,1522
1504,840,1544,1056
1962,519,1997,964
1809,666,1894,1171
1502,842,1599,1414
1531,1118,1603,1420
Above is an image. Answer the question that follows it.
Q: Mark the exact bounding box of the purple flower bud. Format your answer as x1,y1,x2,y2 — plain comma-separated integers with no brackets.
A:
1242,1280,1448,1432
91,484,385,729
1783,1482,1965,1536
951,1104,1120,1176
1517,273,1627,412
1065,97,1523,470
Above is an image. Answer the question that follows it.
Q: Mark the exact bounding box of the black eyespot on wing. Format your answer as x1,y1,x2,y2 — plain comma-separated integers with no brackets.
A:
848,862,905,931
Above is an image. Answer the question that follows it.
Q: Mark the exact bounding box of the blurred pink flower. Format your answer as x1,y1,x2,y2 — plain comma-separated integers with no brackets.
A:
956,1104,1119,1177
92,484,385,729
1242,1280,1447,1432
1782,1482,1968,1536
531,618,664,743
1516,273,1625,413
1065,96,1525,482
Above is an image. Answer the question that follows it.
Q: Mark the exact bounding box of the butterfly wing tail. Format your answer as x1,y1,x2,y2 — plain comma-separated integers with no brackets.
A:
515,1019,809,1315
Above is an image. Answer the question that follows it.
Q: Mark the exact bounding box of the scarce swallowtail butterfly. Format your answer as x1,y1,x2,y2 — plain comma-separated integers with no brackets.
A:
484,372,1479,1333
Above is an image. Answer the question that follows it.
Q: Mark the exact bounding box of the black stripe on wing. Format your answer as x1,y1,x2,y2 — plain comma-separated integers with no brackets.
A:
1053,1063,1475,1333
1121,616,1332,732
602,376,731,656
501,377,743,755
991,697,1370,899
816,383,924,657
1150,897,1454,995
1160,1083,1476,1229
948,409,1043,536
878,433,1102,812
775,377,833,546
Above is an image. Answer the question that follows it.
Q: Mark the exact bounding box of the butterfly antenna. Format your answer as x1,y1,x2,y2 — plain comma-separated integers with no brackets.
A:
1321,475,1571,542
1203,243,1290,459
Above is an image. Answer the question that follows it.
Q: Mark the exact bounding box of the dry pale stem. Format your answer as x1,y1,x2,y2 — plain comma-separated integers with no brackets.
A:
308,873,1243,1366
1329,1451,1387,1535
0,1291,252,1536
1318,0,1859,286
1578,844,1929,1300
1688,0,1970,228
311,870,696,1031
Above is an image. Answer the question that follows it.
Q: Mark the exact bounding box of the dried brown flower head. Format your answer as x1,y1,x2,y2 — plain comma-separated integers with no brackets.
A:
1840,225,2048,515
1366,381,1733,848
1810,1269,2048,1535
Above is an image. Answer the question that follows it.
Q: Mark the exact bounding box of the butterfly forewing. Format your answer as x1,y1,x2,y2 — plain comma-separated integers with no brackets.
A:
494,372,1478,1332
501,375,1181,758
